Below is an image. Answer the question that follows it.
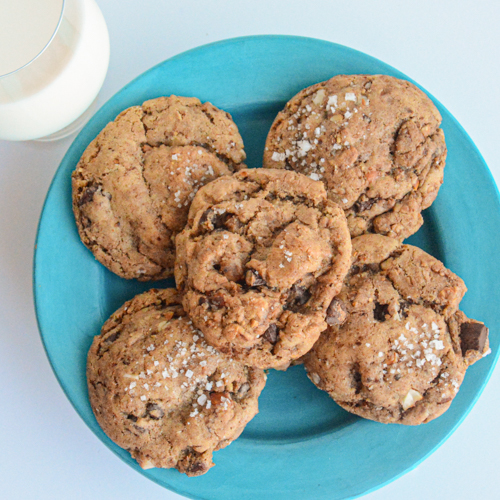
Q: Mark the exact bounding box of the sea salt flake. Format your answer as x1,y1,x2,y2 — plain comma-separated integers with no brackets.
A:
297,140,312,157
430,340,444,350
271,151,286,162
327,95,338,108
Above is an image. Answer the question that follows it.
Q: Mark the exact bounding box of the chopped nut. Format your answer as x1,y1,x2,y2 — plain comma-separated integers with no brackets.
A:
402,389,423,411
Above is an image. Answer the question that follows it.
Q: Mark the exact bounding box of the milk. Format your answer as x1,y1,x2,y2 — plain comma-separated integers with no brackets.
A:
0,0,110,141
0,0,64,76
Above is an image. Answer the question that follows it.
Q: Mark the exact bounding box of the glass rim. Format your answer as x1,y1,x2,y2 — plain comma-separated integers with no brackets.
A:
0,0,66,80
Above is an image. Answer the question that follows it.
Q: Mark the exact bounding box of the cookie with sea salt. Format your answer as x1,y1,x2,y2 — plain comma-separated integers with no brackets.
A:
263,74,446,241
175,168,352,370
303,234,490,425
72,95,246,281
87,288,266,476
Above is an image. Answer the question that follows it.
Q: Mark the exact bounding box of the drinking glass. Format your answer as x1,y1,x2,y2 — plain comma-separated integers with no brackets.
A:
0,0,110,141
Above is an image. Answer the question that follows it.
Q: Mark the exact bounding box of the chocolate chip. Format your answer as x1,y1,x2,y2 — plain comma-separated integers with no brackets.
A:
210,294,226,309
286,285,312,311
126,414,138,422
199,208,229,230
246,269,266,287
263,324,278,344
460,322,488,355
399,300,410,319
373,302,390,322
146,403,164,420
133,424,146,434
79,184,99,206
187,462,208,475
350,263,379,276
103,330,121,345
326,298,347,326
351,364,362,394
354,197,377,213
199,209,212,227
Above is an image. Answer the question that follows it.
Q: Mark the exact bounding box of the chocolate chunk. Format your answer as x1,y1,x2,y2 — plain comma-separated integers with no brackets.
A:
460,322,488,355
146,403,164,420
326,298,347,326
246,269,266,287
79,184,99,206
263,324,278,344
373,302,390,322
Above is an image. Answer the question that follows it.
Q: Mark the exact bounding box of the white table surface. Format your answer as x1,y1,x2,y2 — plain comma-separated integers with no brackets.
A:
1,1,499,498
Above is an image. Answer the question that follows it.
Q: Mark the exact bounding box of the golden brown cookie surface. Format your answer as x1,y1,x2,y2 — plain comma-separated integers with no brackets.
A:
303,234,489,425
73,96,246,281
263,75,446,240
87,288,265,476
175,168,352,369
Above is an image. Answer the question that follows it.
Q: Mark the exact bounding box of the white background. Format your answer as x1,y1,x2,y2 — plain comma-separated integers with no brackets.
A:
0,0,499,498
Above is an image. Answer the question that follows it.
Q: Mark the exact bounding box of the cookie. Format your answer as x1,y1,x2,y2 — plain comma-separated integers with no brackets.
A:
263,74,446,241
303,234,490,425
72,95,246,281
87,288,266,476
175,168,352,369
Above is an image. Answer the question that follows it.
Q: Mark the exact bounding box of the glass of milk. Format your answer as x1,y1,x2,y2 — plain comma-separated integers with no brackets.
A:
0,0,110,141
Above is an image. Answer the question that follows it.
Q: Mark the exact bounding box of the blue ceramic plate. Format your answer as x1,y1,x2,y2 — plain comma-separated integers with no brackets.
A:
34,36,500,500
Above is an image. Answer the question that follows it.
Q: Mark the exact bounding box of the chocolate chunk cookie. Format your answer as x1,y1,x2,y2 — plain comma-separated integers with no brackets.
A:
73,96,246,281
303,234,489,425
263,75,446,241
87,288,265,475
175,168,352,369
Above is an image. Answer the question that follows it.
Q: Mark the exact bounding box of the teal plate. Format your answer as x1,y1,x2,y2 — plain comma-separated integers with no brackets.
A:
34,36,500,500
